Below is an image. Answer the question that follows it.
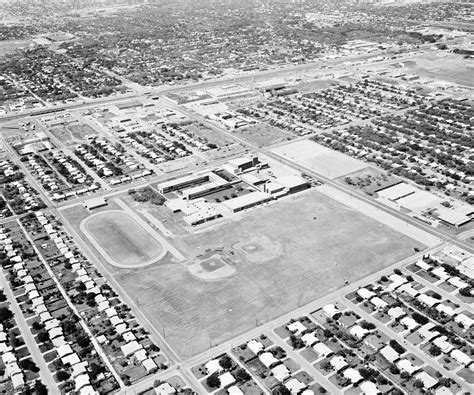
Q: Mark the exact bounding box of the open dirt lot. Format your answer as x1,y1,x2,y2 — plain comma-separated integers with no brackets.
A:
106,189,420,358
82,210,164,267
232,124,294,147
272,139,369,179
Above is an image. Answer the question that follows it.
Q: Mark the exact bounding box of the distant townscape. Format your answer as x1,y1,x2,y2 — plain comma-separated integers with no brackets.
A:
0,0,472,394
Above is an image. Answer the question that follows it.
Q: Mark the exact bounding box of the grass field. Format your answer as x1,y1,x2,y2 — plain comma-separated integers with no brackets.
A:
82,210,163,267
111,188,420,358
272,139,368,179
232,124,294,147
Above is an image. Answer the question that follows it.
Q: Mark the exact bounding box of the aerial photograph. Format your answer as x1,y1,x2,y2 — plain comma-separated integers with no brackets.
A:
0,0,472,394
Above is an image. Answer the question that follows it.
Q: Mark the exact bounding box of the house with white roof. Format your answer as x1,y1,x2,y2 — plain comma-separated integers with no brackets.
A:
357,288,376,300
396,359,419,375
415,260,431,271
387,274,407,291
330,355,348,372
415,371,438,389
435,304,456,317
285,378,306,394
400,317,419,332
388,307,406,320
63,353,81,366
322,304,340,319
417,323,438,341
360,381,380,394
57,344,73,358
450,349,471,366
350,325,369,339
271,364,290,382
432,336,454,354
455,313,473,329
259,352,279,368
154,382,175,395
287,321,306,335
380,346,400,363
218,372,236,388
121,341,143,357
205,359,221,375
301,332,319,347
417,294,439,308
247,339,264,355
448,277,468,289
343,368,363,384
370,297,388,310
397,283,419,297
75,374,90,391
312,342,333,358
227,386,244,395
431,267,450,281
143,358,157,372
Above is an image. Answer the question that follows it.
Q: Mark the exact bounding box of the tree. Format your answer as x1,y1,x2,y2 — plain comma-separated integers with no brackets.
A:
429,344,441,357
413,378,424,388
219,355,232,370
56,369,70,381
235,368,250,382
459,287,472,297
272,385,291,395
0,307,13,323
37,331,49,343
76,336,91,348
34,380,48,395
206,373,220,389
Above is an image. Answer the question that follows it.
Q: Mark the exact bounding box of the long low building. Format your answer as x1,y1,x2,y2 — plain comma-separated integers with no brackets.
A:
222,191,273,213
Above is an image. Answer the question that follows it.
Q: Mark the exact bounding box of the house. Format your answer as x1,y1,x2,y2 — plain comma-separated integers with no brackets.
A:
454,313,473,329
369,297,388,310
143,358,157,372
359,381,380,394
397,283,420,297
75,374,90,391
63,353,80,366
387,274,407,291
271,364,290,382
247,339,264,355
301,332,319,347
417,323,438,341
205,359,221,375
415,371,438,389
415,260,431,271
447,277,468,289
259,352,278,368
227,386,244,395
435,304,456,317
388,307,406,320
343,368,363,384
154,382,175,395
218,372,236,388
350,325,369,339
285,378,306,394
432,336,454,354
400,317,419,332
57,344,73,358
287,321,306,335
380,346,400,363
322,304,340,319
396,359,419,375
330,356,348,372
357,288,376,300
121,341,143,357
450,349,471,366
417,294,439,307
312,342,333,358
432,267,450,281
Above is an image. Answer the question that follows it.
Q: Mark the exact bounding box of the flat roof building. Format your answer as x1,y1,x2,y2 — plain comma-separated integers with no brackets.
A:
222,191,273,213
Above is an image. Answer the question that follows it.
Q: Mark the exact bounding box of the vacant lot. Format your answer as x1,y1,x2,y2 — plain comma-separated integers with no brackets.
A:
112,189,420,358
82,210,163,267
233,124,293,147
272,139,368,179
